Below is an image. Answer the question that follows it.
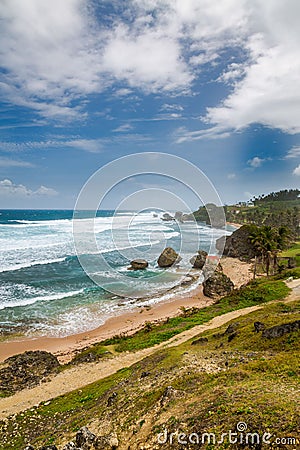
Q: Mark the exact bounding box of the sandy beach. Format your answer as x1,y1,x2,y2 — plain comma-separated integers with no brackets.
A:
0,257,252,363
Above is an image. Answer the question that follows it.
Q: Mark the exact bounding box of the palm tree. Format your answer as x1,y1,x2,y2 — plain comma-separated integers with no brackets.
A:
250,226,278,277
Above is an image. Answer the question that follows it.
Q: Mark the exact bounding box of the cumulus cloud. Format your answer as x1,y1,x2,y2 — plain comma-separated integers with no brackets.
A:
247,156,265,168
0,179,58,197
1,0,300,137
293,165,300,176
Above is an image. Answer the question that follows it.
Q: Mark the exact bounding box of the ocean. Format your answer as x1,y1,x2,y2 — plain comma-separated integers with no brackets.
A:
0,210,232,338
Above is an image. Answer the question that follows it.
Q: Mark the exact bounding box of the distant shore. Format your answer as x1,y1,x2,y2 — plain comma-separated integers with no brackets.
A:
0,257,252,363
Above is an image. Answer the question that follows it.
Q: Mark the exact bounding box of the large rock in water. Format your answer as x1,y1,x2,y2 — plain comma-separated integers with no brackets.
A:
216,225,257,261
203,271,234,298
0,350,60,395
158,247,181,268
190,250,208,269
127,259,148,270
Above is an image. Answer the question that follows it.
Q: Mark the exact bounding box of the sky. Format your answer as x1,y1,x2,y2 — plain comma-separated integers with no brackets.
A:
0,0,300,209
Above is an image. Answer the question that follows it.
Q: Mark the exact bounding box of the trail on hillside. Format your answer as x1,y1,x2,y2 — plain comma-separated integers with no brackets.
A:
0,280,298,420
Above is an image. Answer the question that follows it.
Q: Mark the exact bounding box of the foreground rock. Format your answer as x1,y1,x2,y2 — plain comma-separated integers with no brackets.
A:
262,320,300,339
157,247,181,268
216,225,257,261
0,350,60,395
25,427,118,450
127,259,148,270
203,270,234,298
190,250,208,269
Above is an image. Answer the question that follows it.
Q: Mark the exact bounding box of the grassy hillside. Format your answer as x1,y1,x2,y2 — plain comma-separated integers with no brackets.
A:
1,278,299,449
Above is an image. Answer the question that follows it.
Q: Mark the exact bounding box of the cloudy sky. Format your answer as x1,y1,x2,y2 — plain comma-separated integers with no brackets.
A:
0,0,299,208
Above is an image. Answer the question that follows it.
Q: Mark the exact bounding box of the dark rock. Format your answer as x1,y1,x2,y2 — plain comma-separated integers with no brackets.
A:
190,250,208,269
254,321,265,332
107,391,118,406
157,247,181,268
203,271,234,298
140,371,150,378
216,225,257,261
228,332,238,342
262,320,300,339
127,259,148,270
191,337,208,345
225,323,239,334
0,351,60,394
75,426,96,449
162,213,174,221
94,433,119,449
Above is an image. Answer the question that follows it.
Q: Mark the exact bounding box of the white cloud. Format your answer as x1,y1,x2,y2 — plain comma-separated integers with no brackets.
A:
0,179,58,197
0,138,103,153
113,124,134,133
293,164,300,176
1,0,300,137
285,146,300,159
227,173,236,179
0,157,34,168
160,104,184,112
247,156,265,168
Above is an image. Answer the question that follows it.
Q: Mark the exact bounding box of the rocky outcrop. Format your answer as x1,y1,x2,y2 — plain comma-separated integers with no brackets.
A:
262,320,300,339
216,225,257,261
190,250,208,269
202,270,234,298
127,259,148,270
254,321,265,332
161,212,174,221
157,247,181,268
0,351,60,395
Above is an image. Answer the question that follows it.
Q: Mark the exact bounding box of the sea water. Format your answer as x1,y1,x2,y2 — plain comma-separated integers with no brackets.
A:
0,210,231,338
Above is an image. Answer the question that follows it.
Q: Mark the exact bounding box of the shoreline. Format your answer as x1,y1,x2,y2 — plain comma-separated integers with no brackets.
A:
0,257,252,364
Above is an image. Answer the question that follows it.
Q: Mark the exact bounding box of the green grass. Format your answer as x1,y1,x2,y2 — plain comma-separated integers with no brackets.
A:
279,241,300,266
1,299,299,450
100,280,290,352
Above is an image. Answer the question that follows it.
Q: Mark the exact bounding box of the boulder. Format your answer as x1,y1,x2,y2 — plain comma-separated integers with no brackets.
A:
94,433,119,449
191,337,208,345
216,225,257,261
157,247,181,268
161,213,174,221
190,250,208,269
203,271,234,298
254,321,265,332
262,320,300,339
0,350,60,395
75,427,96,449
127,259,148,270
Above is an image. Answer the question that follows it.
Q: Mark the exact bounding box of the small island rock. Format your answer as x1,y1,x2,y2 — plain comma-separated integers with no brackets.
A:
158,247,181,268
127,259,148,270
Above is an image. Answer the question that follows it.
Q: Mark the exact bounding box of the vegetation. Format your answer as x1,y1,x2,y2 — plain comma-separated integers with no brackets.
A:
85,279,290,354
224,190,300,238
1,296,299,450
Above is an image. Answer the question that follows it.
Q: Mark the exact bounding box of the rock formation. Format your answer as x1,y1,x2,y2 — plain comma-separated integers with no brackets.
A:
157,247,181,267
190,250,208,269
262,320,300,339
127,259,148,270
216,225,257,261
202,270,234,298
0,350,60,395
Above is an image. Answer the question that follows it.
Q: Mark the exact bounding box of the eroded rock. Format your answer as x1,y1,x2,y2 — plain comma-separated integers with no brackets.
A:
157,247,181,268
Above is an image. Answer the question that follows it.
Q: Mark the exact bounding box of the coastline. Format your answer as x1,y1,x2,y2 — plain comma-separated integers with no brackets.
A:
0,257,252,363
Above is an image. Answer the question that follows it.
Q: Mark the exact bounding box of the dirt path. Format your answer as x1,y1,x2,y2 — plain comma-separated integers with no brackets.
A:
0,279,299,420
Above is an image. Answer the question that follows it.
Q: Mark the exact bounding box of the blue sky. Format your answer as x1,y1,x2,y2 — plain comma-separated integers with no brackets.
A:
0,0,299,209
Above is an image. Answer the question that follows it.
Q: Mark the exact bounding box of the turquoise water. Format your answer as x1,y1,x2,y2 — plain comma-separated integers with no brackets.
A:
0,210,230,337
